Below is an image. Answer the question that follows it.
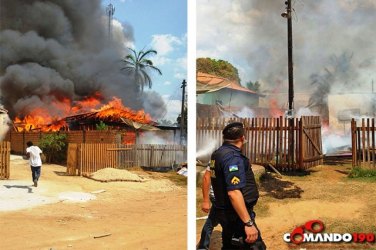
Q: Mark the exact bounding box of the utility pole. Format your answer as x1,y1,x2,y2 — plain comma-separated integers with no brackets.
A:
282,0,295,168
180,79,187,145
106,3,115,40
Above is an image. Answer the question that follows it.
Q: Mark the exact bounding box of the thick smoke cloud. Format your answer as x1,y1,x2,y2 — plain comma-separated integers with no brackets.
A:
197,0,376,95
0,0,166,120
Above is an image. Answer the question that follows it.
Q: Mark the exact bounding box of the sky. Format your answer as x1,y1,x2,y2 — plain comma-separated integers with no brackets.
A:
101,0,187,122
197,0,376,95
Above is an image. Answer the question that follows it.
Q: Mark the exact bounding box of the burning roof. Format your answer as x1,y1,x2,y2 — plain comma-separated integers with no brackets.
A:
197,72,260,95
13,97,155,132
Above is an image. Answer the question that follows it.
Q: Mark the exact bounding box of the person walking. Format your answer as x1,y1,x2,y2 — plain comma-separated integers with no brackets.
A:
210,122,266,249
197,166,219,250
26,141,43,187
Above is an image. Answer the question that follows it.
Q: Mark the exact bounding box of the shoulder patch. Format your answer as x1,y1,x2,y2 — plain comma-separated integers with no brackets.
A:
231,176,240,185
229,165,238,172
210,160,216,178
209,160,215,170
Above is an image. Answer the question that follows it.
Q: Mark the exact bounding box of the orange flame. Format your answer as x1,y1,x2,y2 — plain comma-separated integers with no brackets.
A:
95,97,151,123
13,94,151,132
269,99,284,118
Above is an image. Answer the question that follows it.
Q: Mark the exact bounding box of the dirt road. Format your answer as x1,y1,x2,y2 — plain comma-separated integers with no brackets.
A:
197,163,376,250
0,156,186,250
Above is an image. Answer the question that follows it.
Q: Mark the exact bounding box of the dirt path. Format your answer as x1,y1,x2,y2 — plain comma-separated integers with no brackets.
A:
197,163,376,250
1,156,186,250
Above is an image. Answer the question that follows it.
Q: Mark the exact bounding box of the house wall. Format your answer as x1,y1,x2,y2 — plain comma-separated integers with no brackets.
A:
328,93,376,133
197,89,259,107
137,130,180,144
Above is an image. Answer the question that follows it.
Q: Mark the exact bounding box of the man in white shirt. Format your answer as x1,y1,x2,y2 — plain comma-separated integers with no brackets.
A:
26,141,43,187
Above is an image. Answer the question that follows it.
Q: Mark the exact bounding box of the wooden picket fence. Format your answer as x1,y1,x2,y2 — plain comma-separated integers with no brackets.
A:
351,118,376,168
67,143,187,176
0,141,11,179
197,116,323,171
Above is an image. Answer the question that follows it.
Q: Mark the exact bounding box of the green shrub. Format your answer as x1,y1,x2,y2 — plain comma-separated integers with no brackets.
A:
39,133,67,164
96,121,108,130
348,167,376,179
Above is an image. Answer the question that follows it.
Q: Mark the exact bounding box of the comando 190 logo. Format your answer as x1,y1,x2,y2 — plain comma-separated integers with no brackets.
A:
283,220,375,245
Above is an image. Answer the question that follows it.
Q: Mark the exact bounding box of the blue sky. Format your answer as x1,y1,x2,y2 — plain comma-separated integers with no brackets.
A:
101,0,187,122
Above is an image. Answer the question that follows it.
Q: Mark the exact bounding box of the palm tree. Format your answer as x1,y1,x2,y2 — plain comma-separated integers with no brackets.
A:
121,48,162,92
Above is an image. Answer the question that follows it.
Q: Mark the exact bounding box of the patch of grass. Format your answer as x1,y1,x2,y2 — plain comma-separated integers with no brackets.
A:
348,167,376,180
324,218,376,234
253,198,270,218
123,166,144,172
163,171,187,187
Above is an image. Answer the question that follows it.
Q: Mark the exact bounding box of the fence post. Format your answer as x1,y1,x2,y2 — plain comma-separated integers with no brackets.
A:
149,145,154,167
78,144,82,176
299,118,304,169
22,131,25,155
351,119,356,168
276,118,280,168
7,142,10,179
372,118,375,168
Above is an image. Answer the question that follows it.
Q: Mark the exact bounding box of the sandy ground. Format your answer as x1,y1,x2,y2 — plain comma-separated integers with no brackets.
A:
0,156,186,250
197,162,376,250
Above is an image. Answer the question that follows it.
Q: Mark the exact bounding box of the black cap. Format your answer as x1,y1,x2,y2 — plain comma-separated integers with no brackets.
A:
222,122,244,140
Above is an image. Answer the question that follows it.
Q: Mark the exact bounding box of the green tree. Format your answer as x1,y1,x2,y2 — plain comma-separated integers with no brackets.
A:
246,81,261,92
197,58,240,82
39,133,67,163
121,48,162,92
157,119,175,126
96,121,108,130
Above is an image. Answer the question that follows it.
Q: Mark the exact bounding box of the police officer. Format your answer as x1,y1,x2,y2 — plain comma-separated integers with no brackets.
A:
210,122,266,249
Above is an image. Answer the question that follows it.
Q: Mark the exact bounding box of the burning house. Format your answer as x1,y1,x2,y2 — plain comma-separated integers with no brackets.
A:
328,93,376,134
11,97,156,132
0,0,167,138
196,72,263,117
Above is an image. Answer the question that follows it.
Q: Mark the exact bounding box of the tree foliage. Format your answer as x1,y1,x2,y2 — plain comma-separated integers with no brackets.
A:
157,119,175,126
246,81,261,92
39,133,67,163
197,58,240,82
96,121,108,130
121,48,162,92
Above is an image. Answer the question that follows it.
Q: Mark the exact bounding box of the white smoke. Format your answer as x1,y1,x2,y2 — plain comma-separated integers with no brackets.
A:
196,136,220,163
0,113,10,140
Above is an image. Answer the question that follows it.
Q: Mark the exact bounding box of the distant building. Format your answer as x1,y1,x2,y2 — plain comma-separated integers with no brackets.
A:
0,107,8,126
196,72,262,117
328,93,376,133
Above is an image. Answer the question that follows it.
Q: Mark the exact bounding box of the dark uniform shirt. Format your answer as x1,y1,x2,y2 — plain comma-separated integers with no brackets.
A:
210,142,259,211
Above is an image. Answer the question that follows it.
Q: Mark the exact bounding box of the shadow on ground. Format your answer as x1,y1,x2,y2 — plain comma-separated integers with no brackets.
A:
324,156,352,166
4,185,33,193
54,171,69,176
259,173,303,199
335,169,350,175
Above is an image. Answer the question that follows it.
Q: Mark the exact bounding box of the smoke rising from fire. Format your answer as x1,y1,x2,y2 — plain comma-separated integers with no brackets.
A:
197,0,376,96
198,0,376,153
0,0,166,123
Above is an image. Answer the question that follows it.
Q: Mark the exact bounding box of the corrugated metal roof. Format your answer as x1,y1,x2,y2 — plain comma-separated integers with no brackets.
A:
197,72,258,95
0,107,8,114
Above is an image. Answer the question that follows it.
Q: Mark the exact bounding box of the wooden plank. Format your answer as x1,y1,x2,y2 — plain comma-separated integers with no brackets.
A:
351,119,356,167
303,155,324,162
67,143,78,175
367,119,371,168
299,118,304,169
302,128,322,155
7,142,10,179
373,118,375,168
362,119,366,165
357,127,361,166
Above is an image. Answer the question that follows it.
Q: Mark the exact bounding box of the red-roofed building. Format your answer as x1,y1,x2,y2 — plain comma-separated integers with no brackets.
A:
197,72,262,116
